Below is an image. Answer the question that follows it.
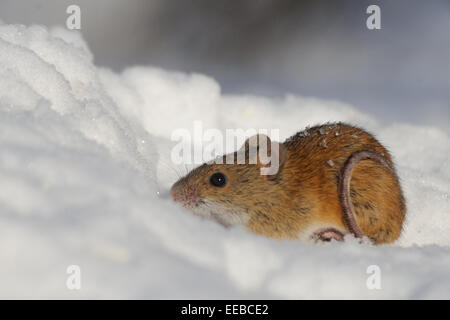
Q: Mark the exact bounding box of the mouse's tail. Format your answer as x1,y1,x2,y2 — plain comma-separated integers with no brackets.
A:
338,150,393,239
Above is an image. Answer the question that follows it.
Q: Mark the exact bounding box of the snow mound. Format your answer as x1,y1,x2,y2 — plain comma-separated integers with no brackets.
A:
0,23,449,299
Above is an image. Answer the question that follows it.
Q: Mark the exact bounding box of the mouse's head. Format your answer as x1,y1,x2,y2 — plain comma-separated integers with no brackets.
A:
170,134,288,227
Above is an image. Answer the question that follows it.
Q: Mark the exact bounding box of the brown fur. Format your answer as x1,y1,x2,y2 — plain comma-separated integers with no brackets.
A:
171,123,406,244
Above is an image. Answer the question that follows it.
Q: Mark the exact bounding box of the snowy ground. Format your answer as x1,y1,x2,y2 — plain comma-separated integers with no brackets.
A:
0,23,449,299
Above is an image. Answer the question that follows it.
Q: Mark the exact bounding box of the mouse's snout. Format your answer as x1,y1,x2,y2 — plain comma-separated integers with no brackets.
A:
170,187,177,202
170,179,181,202
170,181,200,208
170,183,181,202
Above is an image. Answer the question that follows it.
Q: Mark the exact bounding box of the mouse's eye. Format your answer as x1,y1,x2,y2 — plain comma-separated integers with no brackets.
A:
209,172,227,188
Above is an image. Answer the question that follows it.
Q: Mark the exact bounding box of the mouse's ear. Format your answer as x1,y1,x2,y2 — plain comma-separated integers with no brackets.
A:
242,134,288,180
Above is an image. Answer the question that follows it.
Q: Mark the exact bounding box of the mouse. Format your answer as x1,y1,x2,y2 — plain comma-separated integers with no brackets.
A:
170,122,406,244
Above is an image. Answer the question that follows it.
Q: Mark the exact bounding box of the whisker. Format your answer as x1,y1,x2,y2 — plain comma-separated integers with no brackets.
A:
155,158,183,179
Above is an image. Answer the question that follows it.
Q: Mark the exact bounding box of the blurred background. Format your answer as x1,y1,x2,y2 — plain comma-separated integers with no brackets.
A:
1,0,449,131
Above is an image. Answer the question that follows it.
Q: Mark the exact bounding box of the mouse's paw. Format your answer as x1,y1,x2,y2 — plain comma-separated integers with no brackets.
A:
311,227,345,243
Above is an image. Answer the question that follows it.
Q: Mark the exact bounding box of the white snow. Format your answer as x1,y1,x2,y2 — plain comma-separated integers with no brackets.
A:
0,23,449,299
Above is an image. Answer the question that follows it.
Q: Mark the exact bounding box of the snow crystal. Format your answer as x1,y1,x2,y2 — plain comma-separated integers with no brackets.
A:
319,139,328,149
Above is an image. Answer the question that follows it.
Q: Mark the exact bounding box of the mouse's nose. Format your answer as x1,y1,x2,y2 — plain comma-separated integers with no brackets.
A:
170,187,178,202
170,183,199,207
